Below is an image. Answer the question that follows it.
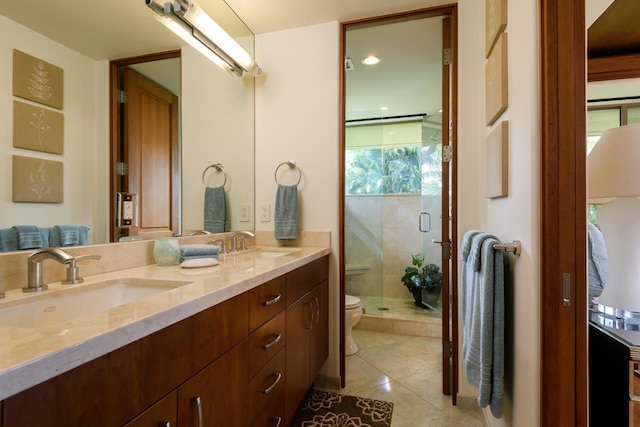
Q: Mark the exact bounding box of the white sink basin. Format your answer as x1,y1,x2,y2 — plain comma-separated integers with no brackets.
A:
240,248,300,258
0,278,191,329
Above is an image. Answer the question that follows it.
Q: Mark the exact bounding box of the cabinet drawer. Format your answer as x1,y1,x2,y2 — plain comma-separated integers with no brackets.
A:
251,389,285,427
123,391,177,427
249,275,286,331
249,311,286,379
286,255,329,305
249,348,286,426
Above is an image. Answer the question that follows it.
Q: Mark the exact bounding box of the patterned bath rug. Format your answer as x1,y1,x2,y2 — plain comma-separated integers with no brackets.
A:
291,389,394,427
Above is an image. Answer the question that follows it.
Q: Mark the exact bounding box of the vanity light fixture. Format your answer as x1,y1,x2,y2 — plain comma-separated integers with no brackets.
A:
145,0,261,77
588,124,640,327
362,55,380,65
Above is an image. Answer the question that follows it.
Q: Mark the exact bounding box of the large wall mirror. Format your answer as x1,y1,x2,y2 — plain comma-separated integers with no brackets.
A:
0,0,255,251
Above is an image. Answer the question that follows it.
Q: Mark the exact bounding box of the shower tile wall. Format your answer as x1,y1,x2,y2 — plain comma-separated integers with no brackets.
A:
346,194,442,301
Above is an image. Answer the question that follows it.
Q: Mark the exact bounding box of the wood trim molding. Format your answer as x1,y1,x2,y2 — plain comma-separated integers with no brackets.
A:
588,52,640,82
539,0,587,425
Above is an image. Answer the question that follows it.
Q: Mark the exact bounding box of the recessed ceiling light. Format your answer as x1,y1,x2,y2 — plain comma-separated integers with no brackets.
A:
379,106,389,111
362,55,380,65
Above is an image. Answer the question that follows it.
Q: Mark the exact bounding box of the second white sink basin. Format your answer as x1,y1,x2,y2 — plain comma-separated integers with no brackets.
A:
0,278,191,329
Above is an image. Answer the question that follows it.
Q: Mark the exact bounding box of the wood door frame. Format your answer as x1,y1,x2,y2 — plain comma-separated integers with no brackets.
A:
339,4,458,393
109,50,181,242
539,1,588,425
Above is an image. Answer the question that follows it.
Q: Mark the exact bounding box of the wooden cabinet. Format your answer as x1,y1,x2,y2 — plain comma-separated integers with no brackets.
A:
284,257,329,425
1,255,329,427
123,391,177,427
177,340,249,427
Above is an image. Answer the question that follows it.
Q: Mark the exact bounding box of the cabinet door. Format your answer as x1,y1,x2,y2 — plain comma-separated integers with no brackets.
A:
310,280,329,375
177,340,249,427
284,293,313,424
124,391,177,427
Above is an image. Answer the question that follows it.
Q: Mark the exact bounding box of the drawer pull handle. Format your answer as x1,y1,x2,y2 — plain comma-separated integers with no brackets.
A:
158,422,171,427
263,293,282,306
262,333,282,350
313,296,320,324
263,372,283,394
306,301,314,329
274,416,282,427
191,396,203,427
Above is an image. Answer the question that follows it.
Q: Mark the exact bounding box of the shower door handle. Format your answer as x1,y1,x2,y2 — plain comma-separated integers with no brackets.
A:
419,212,431,232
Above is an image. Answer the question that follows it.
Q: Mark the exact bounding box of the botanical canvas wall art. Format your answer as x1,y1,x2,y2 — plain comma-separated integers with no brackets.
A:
13,100,64,154
12,155,63,203
12,49,63,110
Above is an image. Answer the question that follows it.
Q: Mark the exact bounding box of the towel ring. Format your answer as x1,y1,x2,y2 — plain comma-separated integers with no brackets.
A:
274,160,301,186
202,163,227,188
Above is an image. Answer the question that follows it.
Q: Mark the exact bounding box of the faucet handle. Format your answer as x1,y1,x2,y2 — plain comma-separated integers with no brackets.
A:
211,239,227,254
62,254,101,285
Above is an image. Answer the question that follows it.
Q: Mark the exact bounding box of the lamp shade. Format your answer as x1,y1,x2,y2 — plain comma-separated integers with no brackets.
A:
588,124,640,203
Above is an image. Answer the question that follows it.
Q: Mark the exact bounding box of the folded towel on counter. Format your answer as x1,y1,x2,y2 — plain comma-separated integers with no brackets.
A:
56,224,79,246
12,225,43,249
274,184,298,240
204,186,229,233
180,244,220,261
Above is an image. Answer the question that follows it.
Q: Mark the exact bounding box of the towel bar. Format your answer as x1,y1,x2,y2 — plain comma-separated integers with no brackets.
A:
274,160,302,186
493,240,521,256
201,163,227,188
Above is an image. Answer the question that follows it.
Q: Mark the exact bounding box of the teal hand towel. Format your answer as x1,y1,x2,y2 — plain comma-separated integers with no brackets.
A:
204,186,229,233
274,184,298,240
12,225,43,249
0,228,19,252
56,225,79,247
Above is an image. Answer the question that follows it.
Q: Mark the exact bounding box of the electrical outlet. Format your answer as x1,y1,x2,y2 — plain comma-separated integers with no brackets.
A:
259,204,270,222
240,204,250,222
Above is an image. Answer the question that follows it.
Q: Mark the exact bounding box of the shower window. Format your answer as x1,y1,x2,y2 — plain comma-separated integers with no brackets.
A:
345,145,441,196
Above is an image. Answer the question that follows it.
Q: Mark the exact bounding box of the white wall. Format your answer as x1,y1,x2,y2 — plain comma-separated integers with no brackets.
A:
458,0,540,425
254,1,542,425
0,15,105,243
255,21,341,378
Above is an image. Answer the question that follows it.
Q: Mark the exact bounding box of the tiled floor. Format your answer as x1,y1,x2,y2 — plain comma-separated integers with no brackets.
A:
317,329,484,426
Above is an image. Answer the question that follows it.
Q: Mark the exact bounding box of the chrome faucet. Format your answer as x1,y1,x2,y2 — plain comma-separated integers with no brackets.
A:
24,248,75,292
230,231,255,252
62,254,102,285
211,238,227,254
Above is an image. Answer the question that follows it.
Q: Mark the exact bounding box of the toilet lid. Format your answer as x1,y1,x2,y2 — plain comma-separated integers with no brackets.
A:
345,294,361,309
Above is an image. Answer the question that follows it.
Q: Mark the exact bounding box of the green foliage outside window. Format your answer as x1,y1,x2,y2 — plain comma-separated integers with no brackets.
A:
345,144,442,195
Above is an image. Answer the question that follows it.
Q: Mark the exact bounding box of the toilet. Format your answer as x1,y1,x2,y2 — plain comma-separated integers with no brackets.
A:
345,294,363,355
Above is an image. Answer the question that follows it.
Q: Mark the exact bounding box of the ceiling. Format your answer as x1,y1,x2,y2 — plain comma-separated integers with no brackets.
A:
0,1,631,122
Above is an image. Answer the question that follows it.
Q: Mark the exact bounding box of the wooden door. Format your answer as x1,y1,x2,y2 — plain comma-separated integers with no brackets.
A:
120,67,179,240
177,340,249,427
310,280,329,375
284,293,313,425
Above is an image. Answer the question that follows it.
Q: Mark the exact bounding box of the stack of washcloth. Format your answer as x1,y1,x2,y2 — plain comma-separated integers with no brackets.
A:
0,225,90,252
180,244,220,262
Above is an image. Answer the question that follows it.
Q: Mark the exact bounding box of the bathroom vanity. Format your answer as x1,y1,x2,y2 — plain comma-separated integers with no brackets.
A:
0,246,329,427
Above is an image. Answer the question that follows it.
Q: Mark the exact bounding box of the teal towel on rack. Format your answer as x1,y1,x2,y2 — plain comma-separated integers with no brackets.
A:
56,225,79,247
204,186,228,233
460,231,506,418
0,228,18,252
274,184,298,240
180,244,220,262
12,225,43,249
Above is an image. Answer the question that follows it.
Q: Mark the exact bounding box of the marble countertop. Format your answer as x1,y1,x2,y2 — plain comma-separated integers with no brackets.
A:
0,245,330,401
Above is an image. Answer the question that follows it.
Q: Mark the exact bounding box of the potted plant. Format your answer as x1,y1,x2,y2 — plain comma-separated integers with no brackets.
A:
401,253,442,309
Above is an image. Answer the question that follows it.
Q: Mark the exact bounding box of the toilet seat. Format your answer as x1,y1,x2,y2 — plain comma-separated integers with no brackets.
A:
345,294,361,310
